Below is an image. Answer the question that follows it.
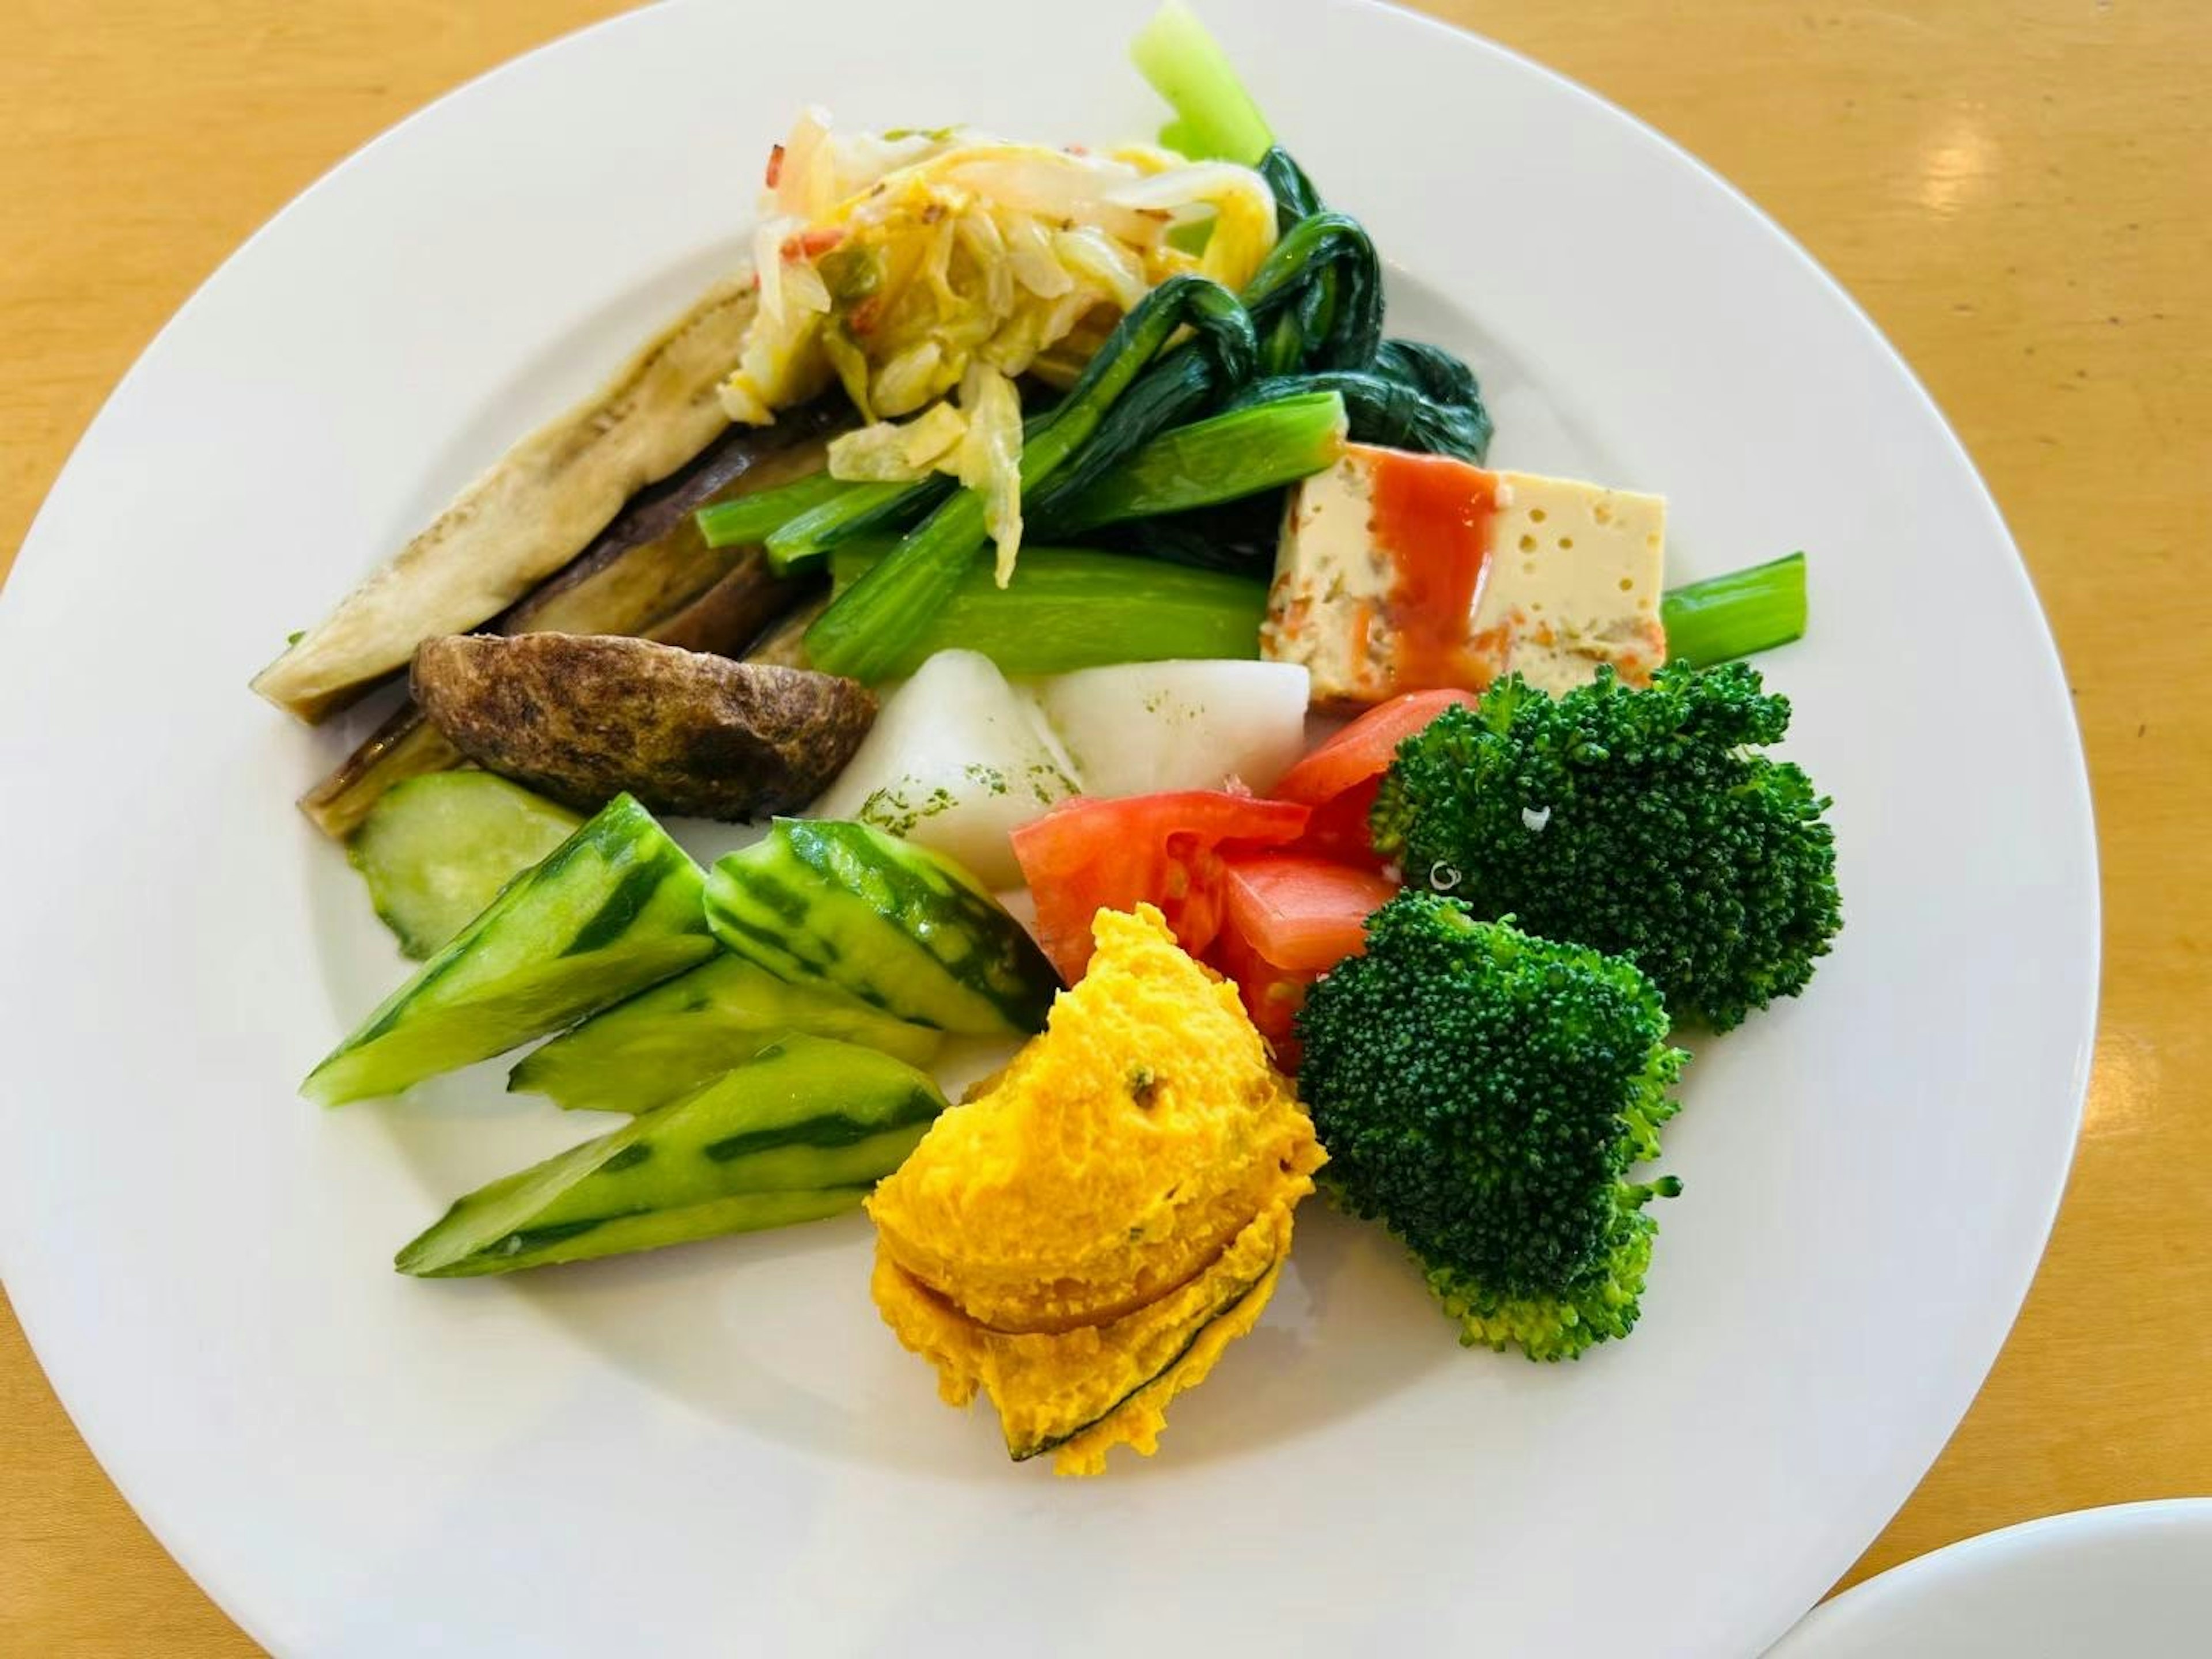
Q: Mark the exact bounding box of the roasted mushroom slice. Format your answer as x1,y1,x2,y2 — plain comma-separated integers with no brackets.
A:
411,634,874,821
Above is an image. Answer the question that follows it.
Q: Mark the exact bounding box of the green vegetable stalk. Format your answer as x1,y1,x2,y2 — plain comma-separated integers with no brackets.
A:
1660,551,1808,667
1130,0,1275,166
700,392,1340,573
827,542,1266,677
764,475,952,570
805,275,1256,682
1037,390,1344,536
694,470,852,551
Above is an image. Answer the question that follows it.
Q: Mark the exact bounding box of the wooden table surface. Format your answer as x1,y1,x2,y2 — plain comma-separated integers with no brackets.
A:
3,1,2205,1650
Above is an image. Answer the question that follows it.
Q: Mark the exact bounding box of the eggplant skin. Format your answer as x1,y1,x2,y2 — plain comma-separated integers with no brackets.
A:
412,634,876,821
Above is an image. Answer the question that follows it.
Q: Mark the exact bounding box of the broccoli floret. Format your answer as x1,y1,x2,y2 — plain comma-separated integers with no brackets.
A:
1370,661,1841,1031
1296,893,1685,1361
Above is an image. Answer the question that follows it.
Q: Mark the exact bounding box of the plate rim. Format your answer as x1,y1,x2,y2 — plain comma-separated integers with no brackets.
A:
1771,1499,2212,1654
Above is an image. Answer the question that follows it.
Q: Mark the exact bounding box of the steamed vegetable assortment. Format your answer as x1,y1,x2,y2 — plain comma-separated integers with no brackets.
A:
263,4,1842,1472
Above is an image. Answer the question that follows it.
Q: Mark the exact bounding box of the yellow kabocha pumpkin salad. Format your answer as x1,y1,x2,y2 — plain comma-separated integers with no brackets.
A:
867,904,1324,1475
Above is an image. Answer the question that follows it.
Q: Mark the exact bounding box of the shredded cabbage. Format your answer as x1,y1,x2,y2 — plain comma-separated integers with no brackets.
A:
954,364,1025,584
827,400,968,482
1052,226,1149,312
719,112,1279,578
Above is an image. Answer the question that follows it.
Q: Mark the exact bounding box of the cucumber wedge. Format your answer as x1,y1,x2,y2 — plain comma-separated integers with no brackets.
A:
508,953,943,1113
349,773,584,959
305,794,714,1106
706,819,1060,1037
397,1034,946,1275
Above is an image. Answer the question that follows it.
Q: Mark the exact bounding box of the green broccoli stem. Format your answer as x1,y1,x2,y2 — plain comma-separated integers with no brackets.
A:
805,275,1255,683
1661,551,1808,667
1037,391,1344,537
1131,1,1275,165
826,541,1264,679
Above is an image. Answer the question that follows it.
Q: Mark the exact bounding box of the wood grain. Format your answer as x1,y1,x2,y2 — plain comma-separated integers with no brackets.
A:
3,1,2205,1652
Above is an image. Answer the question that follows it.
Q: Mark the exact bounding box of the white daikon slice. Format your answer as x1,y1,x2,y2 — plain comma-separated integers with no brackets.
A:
810,649,1080,888
1032,660,1311,800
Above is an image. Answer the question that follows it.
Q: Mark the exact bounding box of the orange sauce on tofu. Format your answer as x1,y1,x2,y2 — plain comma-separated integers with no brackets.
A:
1365,449,1501,692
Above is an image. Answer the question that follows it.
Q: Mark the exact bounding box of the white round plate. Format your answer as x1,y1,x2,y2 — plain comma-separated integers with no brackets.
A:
0,2,2096,1654
1770,1501,2212,1657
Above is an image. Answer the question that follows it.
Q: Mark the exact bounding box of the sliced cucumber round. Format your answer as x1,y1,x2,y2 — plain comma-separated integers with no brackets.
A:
347,772,584,960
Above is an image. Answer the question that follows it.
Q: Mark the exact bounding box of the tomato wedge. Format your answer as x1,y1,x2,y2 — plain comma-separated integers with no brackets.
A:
1010,791,1309,982
1210,921,1312,1059
1272,688,1479,805
1221,855,1398,974
1209,854,1398,1066
1272,688,1478,865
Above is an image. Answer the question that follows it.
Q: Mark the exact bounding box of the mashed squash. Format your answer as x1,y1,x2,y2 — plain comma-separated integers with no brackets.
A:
868,904,1323,1474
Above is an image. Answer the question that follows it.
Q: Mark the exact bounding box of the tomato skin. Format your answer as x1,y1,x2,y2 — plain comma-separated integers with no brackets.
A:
1273,688,1479,806
1009,791,1309,982
1221,855,1398,973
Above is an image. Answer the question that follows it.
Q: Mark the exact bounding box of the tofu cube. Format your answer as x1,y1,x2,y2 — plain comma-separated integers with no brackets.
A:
1262,444,1668,706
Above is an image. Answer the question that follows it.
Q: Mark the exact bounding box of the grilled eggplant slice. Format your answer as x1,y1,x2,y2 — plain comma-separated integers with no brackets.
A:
254,275,764,723
487,403,836,640
297,411,838,838
647,556,819,657
412,634,876,821
303,714,467,842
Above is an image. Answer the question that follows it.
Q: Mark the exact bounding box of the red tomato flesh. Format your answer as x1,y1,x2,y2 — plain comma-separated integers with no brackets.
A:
1210,921,1312,1064
1009,791,1310,982
1209,853,1399,1069
1293,777,1387,869
1221,855,1399,974
1272,688,1480,866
